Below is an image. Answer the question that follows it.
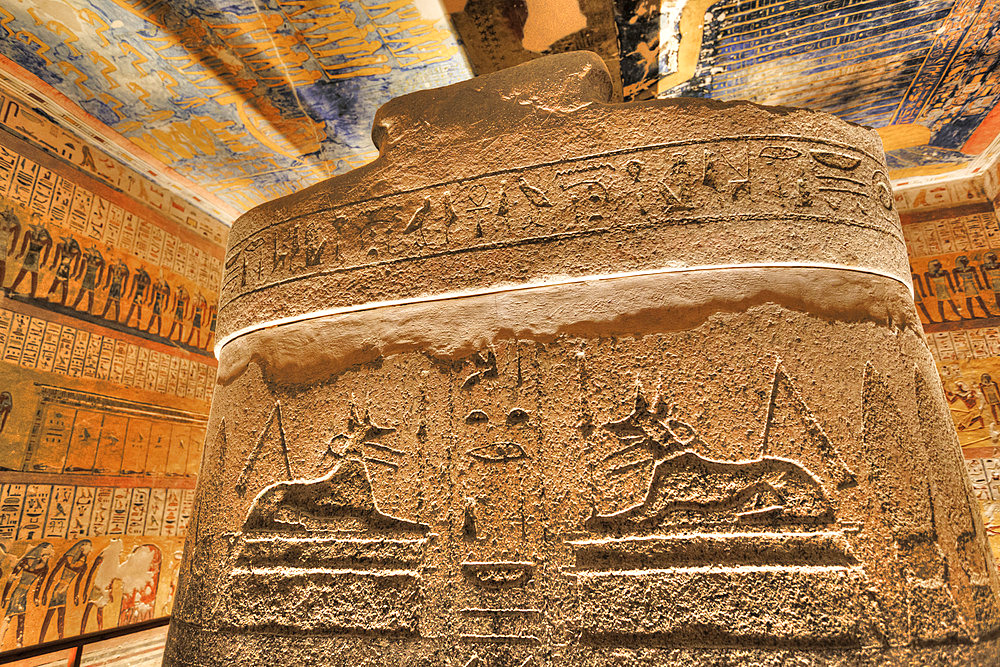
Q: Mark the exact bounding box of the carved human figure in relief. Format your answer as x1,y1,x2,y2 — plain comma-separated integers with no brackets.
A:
146,274,171,335
910,266,936,323
39,539,91,642
945,380,986,431
100,258,129,321
72,245,106,313
186,294,209,348
123,266,151,327
979,374,1000,423
166,285,189,341
1,542,54,648
9,215,52,299
953,255,992,318
924,259,965,321
45,235,81,305
980,252,1000,312
0,203,21,292
0,391,11,434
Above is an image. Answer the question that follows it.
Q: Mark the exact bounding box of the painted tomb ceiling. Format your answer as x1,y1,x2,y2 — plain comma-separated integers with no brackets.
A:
0,0,997,220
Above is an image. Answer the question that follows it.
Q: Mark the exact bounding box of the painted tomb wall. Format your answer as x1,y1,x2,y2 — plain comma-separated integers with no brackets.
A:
0,78,227,651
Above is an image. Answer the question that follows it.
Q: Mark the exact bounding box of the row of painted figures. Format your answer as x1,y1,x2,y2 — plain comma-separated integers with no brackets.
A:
0,205,217,349
915,255,1000,323
0,539,163,649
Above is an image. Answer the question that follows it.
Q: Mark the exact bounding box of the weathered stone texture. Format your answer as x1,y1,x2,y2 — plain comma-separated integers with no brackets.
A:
165,52,1000,665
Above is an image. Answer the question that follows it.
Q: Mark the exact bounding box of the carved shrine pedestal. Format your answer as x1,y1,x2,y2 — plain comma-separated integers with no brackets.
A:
165,52,1000,665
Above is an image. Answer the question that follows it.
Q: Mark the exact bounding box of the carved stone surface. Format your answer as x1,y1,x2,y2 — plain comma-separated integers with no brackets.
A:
165,52,1000,665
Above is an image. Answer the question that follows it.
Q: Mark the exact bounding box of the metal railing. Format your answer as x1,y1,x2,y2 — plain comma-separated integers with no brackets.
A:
0,616,169,665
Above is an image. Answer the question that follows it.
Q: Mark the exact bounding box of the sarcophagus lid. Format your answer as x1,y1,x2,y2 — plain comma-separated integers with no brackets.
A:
166,52,1000,666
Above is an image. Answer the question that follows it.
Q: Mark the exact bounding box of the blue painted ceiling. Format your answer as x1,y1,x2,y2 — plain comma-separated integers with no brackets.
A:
0,0,996,217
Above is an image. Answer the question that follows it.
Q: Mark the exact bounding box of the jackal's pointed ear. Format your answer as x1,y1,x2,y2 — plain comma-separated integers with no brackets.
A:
633,379,649,413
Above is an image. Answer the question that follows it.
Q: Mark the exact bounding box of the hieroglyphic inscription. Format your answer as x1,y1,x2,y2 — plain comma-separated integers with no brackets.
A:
0,482,191,540
20,385,208,477
220,136,900,310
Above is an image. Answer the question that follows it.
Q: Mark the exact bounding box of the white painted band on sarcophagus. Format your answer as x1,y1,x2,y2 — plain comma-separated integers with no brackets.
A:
213,261,914,359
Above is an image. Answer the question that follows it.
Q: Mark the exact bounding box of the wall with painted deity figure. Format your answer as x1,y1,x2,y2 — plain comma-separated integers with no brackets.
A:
898,178,1000,562
0,80,225,651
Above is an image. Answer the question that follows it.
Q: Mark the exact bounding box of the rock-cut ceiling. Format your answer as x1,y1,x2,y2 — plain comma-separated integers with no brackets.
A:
0,0,997,222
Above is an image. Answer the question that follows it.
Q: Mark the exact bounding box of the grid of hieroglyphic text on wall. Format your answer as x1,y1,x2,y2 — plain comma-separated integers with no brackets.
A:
899,182,1000,563
0,83,225,651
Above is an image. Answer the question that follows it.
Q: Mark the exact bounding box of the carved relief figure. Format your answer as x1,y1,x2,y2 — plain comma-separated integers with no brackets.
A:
100,258,129,321
224,424,428,635
146,275,171,335
580,367,871,647
980,374,1000,423
517,176,552,207
587,450,834,530
0,391,11,434
924,259,964,321
946,381,986,431
953,256,992,318
186,294,208,348
9,215,52,298
39,539,91,642
911,267,936,323
123,266,151,327
72,245,106,313
167,285,190,341
302,227,326,267
981,252,1000,312
0,203,21,291
273,224,299,271
243,454,426,534
1,543,54,648
45,235,81,305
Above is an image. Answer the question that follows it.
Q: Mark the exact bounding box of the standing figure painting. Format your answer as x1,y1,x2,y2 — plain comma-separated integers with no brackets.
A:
186,294,208,348
39,539,92,642
0,204,21,290
73,245,106,313
1,543,54,648
0,391,11,434
146,276,170,336
925,259,965,321
45,236,81,305
9,217,52,299
101,259,129,321
166,285,189,341
123,267,151,328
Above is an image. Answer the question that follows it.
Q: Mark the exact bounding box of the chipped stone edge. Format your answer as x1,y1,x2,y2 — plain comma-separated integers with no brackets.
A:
214,262,916,387
214,262,912,359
